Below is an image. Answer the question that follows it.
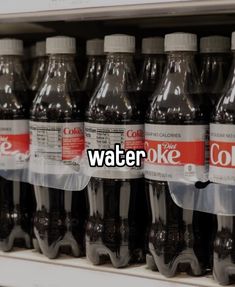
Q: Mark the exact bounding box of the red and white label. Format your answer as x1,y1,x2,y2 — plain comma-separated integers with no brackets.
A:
85,123,144,179
209,124,235,184
0,120,29,170
29,121,84,174
144,124,208,182
62,126,84,161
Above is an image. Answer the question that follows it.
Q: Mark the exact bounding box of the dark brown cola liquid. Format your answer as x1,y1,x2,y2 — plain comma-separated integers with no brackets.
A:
0,55,34,251
145,51,213,277
25,52,46,249
137,53,166,110
212,56,235,285
31,54,88,259
200,52,231,107
29,56,48,104
82,55,105,107
85,53,148,267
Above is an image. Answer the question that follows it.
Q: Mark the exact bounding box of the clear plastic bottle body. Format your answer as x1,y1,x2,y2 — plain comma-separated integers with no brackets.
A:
213,55,235,124
29,56,38,84
23,49,30,80
31,54,85,122
29,56,48,104
138,54,166,106
85,53,148,267
145,51,213,276
0,55,34,251
200,52,231,107
212,54,235,285
82,55,105,105
31,54,88,259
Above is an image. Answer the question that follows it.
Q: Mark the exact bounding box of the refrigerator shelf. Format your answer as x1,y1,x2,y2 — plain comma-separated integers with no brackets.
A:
0,250,221,287
1,0,235,22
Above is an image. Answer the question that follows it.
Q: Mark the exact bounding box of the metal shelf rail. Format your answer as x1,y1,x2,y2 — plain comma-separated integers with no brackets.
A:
0,0,235,22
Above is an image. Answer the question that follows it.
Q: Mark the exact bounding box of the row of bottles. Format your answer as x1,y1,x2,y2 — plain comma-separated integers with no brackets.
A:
0,32,234,285
27,35,232,109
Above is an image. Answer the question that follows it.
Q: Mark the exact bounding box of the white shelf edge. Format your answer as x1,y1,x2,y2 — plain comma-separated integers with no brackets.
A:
0,0,235,22
0,250,222,287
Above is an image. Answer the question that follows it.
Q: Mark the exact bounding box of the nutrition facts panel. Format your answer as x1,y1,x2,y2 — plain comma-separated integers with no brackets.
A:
86,124,125,149
30,122,62,161
85,123,143,150
30,121,84,163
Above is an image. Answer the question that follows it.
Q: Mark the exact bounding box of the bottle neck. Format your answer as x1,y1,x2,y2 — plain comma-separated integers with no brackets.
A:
82,55,105,91
200,52,231,67
138,54,166,92
200,52,231,97
30,56,48,90
38,56,48,70
106,53,134,63
45,53,80,84
201,52,229,59
221,52,235,93
48,54,76,67
158,51,201,96
166,51,196,69
142,54,165,69
143,53,165,60
85,55,105,74
101,53,137,89
88,55,105,62
165,51,199,84
0,55,25,75
38,55,48,63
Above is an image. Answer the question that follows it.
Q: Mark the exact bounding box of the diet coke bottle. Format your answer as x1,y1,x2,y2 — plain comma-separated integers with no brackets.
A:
145,32,212,277
30,36,87,259
210,32,235,285
85,34,148,267
0,39,34,251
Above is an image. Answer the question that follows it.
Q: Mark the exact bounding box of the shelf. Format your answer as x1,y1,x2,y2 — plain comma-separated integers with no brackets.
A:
0,249,221,287
1,0,235,22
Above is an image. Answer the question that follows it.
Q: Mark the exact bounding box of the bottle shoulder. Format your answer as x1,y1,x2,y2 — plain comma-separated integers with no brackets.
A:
146,97,207,124
146,83,208,124
31,82,86,122
214,92,235,124
30,62,48,92
145,58,208,124
86,86,142,123
0,91,26,119
82,60,104,92
200,59,231,93
86,54,141,123
138,59,165,93
0,71,28,119
213,67,235,124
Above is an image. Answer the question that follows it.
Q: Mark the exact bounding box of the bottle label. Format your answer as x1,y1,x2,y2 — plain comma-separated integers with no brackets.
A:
0,120,29,170
29,121,84,174
85,122,144,179
209,123,235,185
144,124,208,182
